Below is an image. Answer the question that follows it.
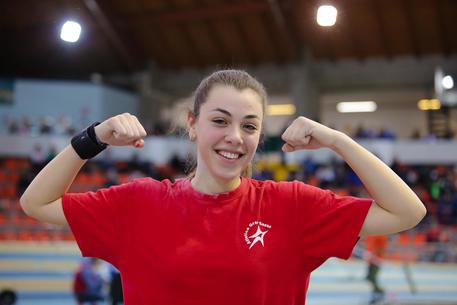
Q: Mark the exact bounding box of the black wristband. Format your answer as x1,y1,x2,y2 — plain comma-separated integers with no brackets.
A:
71,122,108,160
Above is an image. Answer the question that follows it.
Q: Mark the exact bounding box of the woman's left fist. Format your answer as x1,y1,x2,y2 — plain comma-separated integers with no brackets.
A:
281,117,343,152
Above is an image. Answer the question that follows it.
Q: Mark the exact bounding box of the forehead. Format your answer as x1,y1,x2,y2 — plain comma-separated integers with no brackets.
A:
201,85,263,118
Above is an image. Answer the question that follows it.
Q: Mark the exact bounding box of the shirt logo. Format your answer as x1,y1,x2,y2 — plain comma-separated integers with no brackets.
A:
244,221,271,250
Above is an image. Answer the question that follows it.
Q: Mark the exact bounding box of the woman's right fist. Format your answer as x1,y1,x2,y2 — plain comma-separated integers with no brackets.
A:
94,113,147,148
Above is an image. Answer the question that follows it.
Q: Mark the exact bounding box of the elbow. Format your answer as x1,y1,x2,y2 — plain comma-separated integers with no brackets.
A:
408,201,427,229
19,195,34,217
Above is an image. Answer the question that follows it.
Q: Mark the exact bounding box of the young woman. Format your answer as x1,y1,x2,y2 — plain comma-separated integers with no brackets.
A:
21,70,426,305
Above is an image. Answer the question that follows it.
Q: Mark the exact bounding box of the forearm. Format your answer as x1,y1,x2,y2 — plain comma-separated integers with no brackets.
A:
332,132,426,225
20,145,86,213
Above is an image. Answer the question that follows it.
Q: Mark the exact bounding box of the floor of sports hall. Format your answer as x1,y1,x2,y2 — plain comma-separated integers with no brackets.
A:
1,241,456,305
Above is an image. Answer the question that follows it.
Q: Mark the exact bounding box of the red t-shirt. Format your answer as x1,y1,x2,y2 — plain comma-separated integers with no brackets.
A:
62,177,372,305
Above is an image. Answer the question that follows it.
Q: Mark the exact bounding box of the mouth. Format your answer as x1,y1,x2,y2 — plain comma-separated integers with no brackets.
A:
215,150,244,160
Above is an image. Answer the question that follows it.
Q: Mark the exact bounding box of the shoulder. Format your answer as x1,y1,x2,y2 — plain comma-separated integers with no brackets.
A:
109,177,173,197
246,178,320,198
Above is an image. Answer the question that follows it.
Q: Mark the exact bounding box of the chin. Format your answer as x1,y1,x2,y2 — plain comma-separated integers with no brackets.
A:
215,171,241,182
212,166,243,182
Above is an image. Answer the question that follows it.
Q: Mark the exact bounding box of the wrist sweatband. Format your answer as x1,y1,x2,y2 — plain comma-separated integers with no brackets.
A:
71,122,108,160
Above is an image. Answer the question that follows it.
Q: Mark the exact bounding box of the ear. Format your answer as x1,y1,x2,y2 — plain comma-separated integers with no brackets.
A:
187,111,197,141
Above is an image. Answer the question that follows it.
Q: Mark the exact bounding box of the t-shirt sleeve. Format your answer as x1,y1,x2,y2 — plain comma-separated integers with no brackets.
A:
292,181,372,261
62,177,164,265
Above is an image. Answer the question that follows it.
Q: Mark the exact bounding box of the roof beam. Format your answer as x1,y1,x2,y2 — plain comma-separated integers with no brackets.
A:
266,0,300,56
81,0,139,71
436,0,451,57
123,1,270,25
371,0,392,59
401,0,421,58
166,0,204,67
341,1,365,61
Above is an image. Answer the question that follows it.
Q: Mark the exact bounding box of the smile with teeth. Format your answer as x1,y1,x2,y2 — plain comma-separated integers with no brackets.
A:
216,150,243,160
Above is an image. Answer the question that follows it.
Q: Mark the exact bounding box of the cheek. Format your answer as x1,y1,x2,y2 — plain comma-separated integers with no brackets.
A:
247,135,260,153
195,128,219,150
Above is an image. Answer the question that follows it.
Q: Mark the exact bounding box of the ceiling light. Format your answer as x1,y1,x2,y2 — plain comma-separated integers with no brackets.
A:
442,75,454,90
317,5,337,27
267,104,296,116
60,21,81,43
336,101,377,113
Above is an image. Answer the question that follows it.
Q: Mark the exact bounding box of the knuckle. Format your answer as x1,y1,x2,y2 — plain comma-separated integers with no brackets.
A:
118,131,127,137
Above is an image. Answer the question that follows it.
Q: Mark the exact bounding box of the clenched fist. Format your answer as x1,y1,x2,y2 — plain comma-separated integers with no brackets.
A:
281,116,343,152
94,113,147,148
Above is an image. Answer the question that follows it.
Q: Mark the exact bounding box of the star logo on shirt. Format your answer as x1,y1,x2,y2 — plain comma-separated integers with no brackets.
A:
243,220,272,250
248,226,269,249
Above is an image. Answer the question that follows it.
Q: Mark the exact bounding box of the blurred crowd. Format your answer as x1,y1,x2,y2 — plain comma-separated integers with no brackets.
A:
1,114,168,137
349,125,455,141
12,145,457,229
1,143,457,263
3,114,456,141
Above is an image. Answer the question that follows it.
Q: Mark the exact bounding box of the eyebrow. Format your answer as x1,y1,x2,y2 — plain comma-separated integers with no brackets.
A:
211,108,260,120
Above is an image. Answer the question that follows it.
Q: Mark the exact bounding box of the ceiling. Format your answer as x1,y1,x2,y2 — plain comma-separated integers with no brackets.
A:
1,0,457,79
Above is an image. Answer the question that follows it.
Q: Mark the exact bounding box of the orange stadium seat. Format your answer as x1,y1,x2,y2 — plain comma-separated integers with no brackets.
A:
3,158,18,171
35,231,52,241
397,232,410,246
18,230,34,241
413,232,427,246
1,230,17,240
118,173,130,184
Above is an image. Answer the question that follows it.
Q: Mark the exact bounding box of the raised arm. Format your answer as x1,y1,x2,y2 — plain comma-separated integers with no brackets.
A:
20,113,147,226
281,116,427,237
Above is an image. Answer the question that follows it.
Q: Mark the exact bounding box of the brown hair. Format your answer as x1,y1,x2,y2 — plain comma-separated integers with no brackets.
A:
187,69,267,178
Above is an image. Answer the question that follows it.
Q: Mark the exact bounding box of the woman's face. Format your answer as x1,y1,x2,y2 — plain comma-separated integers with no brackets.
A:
189,85,263,183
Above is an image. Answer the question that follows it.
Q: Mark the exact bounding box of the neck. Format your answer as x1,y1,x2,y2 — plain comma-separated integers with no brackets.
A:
191,172,241,195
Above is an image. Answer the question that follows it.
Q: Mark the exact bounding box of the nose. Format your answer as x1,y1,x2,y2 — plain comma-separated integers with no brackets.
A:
224,125,243,145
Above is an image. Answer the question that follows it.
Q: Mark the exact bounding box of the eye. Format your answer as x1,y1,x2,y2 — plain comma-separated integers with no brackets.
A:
212,118,227,125
244,124,258,131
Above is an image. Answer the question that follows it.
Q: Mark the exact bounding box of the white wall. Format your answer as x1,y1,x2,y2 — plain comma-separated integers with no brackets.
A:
0,79,139,130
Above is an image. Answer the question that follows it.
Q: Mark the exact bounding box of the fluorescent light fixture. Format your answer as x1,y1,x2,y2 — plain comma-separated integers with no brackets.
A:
267,104,296,116
336,101,377,113
442,75,454,90
317,5,337,27
418,99,441,110
60,21,81,43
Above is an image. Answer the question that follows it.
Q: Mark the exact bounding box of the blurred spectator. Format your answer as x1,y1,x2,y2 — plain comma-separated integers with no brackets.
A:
0,289,17,305
30,143,45,170
426,218,444,243
6,117,19,134
38,116,54,134
377,127,396,140
45,144,58,164
19,115,33,135
315,165,336,188
300,156,318,181
103,168,119,188
354,125,375,139
364,235,388,303
73,258,105,305
410,128,421,140
108,265,123,305
55,115,76,135
16,168,35,197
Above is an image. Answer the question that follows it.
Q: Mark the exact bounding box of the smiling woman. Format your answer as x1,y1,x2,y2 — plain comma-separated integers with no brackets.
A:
187,82,265,193
20,69,426,305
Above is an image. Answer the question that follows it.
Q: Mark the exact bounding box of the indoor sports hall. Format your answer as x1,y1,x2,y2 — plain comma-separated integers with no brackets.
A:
1,1,456,305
